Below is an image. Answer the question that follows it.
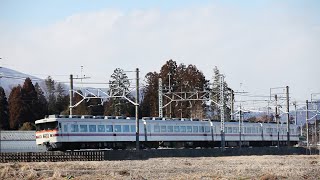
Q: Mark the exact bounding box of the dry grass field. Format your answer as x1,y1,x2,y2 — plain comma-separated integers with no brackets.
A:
0,155,319,180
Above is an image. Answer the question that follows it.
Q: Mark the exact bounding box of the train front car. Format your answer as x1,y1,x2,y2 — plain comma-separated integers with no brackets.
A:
35,115,61,151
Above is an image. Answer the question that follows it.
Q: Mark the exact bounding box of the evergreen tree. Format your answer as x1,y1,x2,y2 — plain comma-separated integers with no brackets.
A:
45,76,57,114
0,87,10,130
210,66,232,120
159,60,178,117
73,90,89,115
86,95,104,116
104,68,135,117
140,72,159,117
56,83,69,114
34,82,48,116
21,77,42,122
8,85,24,129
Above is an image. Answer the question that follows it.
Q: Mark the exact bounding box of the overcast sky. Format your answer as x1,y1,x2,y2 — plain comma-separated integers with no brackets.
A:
0,0,319,105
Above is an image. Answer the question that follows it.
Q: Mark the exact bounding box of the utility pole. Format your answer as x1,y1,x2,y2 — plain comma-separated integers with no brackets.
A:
294,102,297,125
306,100,309,148
220,75,225,150
158,78,163,118
275,95,280,148
286,86,290,146
168,72,172,118
239,104,242,149
135,68,140,151
69,74,73,116
231,89,234,120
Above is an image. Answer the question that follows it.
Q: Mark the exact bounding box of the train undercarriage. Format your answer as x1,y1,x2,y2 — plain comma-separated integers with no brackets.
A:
43,140,298,151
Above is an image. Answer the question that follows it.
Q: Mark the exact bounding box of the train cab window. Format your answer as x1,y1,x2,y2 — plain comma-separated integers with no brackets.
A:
161,126,167,132
98,125,105,132
193,126,198,133
36,121,58,131
89,125,96,132
180,126,186,132
71,124,79,132
106,125,113,132
199,126,204,133
187,126,192,133
80,125,88,132
123,125,130,132
154,125,160,132
167,126,173,132
114,125,122,132
130,125,136,132
64,125,68,132
174,126,180,132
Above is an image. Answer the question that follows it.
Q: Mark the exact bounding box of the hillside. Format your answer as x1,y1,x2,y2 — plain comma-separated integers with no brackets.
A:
0,67,43,94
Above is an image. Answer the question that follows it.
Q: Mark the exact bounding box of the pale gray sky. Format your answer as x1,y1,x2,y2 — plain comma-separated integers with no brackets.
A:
0,1,319,105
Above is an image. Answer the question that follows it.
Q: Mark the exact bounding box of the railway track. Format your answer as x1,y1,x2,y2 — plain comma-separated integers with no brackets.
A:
1,147,317,163
0,151,104,163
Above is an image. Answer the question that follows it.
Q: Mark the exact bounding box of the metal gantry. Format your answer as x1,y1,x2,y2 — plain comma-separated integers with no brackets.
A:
158,73,228,150
69,68,140,150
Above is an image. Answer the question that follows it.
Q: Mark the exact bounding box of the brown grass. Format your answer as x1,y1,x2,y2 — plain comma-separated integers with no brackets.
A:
0,155,319,179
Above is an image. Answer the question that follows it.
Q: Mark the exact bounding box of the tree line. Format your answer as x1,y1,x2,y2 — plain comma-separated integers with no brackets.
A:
0,60,232,130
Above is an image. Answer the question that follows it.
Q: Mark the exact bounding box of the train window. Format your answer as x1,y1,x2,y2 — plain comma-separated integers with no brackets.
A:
253,127,257,134
180,126,186,132
167,126,173,132
247,127,252,134
114,125,122,132
147,125,151,132
131,125,136,132
227,127,232,133
193,126,198,133
205,126,210,133
233,127,238,133
199,126,204,133
89,125,96,132
161,126,167,132
266,128,271,133
154,125,160,132
71,124,79,132
123,125,130,132
187,126,192,133
64,125,68,132
174,126,180,132
98,125,105,132
106,125,113,132
273,128,277,133
80,125,88,132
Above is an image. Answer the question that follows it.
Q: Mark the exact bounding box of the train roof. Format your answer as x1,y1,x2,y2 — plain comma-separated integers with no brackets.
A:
35,115,298,126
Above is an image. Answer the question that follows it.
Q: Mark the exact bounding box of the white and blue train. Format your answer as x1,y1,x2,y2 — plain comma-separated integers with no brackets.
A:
35,115,299,151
